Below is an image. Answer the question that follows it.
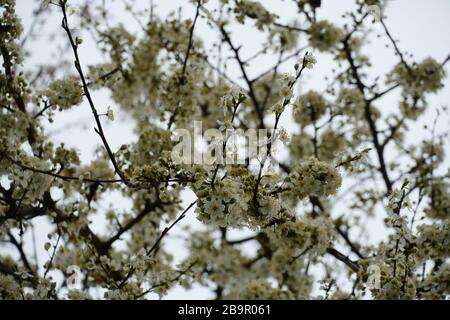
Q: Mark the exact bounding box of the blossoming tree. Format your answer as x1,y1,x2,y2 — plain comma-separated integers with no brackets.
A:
0,0,449,300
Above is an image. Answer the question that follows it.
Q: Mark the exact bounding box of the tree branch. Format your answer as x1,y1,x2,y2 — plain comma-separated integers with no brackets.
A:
60,1,129,185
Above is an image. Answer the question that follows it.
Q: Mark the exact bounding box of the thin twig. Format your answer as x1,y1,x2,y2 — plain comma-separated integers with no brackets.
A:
59,1,129,185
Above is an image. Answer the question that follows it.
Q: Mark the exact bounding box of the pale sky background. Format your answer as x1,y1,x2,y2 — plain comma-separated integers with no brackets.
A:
8,0,450,299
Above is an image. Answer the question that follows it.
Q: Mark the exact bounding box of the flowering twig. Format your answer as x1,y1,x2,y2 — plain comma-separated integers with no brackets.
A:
167,0,202,129
5,154,122,184
59,0,130,186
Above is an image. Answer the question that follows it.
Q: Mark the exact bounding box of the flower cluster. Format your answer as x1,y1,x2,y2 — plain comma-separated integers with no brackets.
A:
335,88,365,119
303,52,317,69
87,63,121,90
194,165,288,228
424,180,450,220
0,0,24,65
0,113,23,154
362,259,417,299
268,215,336,255
221,86,247,116
254,73,294,115
233,1,277,30
416,222,450,261
79,158,115,181
268,26,299,52
418,263,450,299
185,231,253,289
318,129,347,162
43,78,84,110
308,20,342,52
289,130,347,163
226,279,294,299
0,274,22,299
289,132,314,161
285,157,342,199
293,90,328,126
361,234,418,300
389,57,445,97
195,174,253,228
267,247,313,298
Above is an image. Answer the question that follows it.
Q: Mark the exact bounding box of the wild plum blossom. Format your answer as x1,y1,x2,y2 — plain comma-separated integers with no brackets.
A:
106,106,114,121
308,20,342,52
303,52,317,69
1,0,449,301
43,78,84,110
285,157,342,199
293,90,329,126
